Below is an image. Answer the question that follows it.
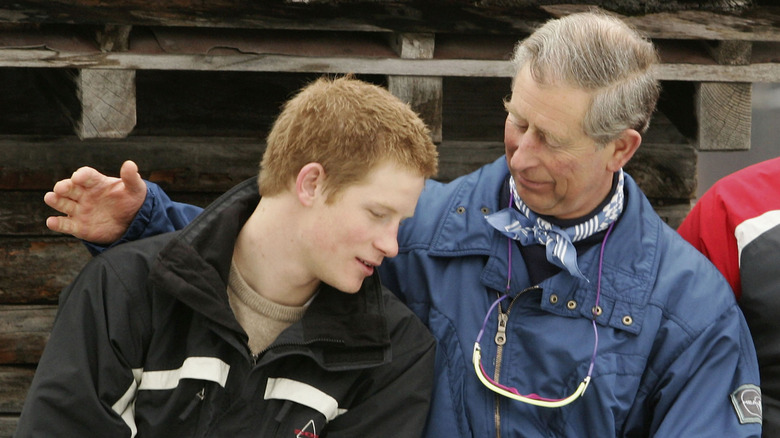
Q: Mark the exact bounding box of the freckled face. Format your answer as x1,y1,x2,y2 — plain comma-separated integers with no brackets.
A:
504,65,616,219
306,162,424,293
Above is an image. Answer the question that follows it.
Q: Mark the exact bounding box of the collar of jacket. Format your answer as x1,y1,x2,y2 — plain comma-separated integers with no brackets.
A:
413,157,664,334
150,177,392,371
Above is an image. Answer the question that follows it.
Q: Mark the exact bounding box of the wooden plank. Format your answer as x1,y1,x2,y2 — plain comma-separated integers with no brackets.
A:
387,33,442,143
696,82,752,150
0,366,33,413
0,191,215,237
0,136,264,192
625,143,697,200
0,415,19,438
0,238,90,304
0,135,694,195
0,307,56,364
695,40,752,151
0,192,50,236
1,50,777,82
76,69,136,139
1,2,778,41
707,40,752,65
96,24,131,52
34,68,137,139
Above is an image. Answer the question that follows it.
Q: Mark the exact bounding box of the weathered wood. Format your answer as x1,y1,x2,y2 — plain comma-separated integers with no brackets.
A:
0,415,19,438
0,306,56,364
695,40,753,151
0,191,215,237
0,367,34,415
0,25,777,81
708,40,753,65
96,24,132,52
696,82,752,150
0,135,694,195
0,2,776,39
0,238,90,304
76,69,136,139
625,143,697,200
2,47,778,82
0,136,265,192
34,68,137,139
387,33,443,143
0,192,50,235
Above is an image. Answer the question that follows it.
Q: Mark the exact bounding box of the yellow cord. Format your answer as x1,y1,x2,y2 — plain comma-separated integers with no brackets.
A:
472,343,590,408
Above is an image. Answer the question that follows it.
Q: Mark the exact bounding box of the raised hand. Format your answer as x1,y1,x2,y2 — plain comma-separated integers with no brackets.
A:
44,160,147,244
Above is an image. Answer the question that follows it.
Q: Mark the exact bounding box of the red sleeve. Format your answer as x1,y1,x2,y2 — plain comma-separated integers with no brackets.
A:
678,184,741,298
678,157,780,300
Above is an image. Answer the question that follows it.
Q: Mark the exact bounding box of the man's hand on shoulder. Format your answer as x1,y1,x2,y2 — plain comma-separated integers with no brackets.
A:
44,160,147,245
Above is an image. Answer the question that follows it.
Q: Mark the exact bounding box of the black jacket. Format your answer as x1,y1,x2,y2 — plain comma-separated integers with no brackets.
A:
16,179,436,438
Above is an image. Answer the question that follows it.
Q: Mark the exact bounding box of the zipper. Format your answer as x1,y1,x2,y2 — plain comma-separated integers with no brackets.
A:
493,285,541,438
179,387,206,421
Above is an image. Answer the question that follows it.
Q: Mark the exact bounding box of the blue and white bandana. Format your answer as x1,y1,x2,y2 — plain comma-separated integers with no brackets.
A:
484,170,625,281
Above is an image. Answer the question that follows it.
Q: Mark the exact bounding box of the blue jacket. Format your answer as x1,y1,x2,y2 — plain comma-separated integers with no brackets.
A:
108,159,762,437
380,157,761,437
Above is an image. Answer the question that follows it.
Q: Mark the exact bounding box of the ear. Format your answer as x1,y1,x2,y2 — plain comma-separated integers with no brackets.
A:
606,129,642,172
295,163,326,206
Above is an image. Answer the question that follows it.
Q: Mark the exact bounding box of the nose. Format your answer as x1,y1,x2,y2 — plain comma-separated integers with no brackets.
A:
506,126,540,171
375,226,400,258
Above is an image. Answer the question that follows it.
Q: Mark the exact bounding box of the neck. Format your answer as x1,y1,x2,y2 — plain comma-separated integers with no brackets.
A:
233,195,320,307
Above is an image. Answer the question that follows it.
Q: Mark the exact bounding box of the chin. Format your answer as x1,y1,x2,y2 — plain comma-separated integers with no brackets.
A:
332,280,363,294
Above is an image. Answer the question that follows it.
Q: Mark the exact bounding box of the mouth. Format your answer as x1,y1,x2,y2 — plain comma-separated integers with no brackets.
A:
515,174,549,191
359,258,379,267
357,258,379,275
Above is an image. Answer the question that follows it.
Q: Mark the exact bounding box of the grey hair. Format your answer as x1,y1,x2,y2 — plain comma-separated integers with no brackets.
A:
511,11,660,145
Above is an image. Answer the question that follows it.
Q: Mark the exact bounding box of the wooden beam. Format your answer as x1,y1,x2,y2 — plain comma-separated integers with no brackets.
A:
696,41,753,151
0,191,216,237
2,51,776,82
696,81,752,150
1,2,778,41
0,366,34,415
34,68,137,139
75,68,137,139
96,24,132,52
0,238,90,304
0,306,56,364
387,33,443,143
0,136,695,195
0,415,20,437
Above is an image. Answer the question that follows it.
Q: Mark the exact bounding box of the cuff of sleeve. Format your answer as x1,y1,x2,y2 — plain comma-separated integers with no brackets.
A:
82,185,156,256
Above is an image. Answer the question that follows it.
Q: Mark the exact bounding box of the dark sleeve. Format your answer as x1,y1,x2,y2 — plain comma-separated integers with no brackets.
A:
15,254,152,437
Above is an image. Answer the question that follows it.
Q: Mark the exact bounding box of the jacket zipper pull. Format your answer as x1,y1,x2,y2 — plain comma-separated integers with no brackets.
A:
178,388,205,421
495,312,508,345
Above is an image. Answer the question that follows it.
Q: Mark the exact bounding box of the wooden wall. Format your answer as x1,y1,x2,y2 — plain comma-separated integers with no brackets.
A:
0,2,778,435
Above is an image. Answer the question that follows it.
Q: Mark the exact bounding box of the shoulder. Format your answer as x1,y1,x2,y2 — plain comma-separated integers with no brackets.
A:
399,157,509,249
379,286,435,351
65,233,176,303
